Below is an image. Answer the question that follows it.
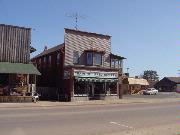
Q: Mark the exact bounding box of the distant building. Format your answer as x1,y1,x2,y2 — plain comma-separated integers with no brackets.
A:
122,77,149,94
154,77,180,92
32,28,126,101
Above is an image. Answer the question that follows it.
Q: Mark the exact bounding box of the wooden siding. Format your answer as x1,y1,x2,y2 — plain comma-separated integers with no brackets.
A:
64,29,111,68
0,24,31,63
33,48,64,88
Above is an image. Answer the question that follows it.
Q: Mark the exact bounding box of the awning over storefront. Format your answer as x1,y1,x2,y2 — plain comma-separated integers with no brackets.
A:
0,62,41,75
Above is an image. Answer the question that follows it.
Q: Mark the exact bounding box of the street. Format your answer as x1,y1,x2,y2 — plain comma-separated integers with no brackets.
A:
124,92,180,98
0,101,179,135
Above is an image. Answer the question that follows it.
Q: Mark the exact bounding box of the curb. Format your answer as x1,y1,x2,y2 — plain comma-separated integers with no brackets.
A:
0,98,178,109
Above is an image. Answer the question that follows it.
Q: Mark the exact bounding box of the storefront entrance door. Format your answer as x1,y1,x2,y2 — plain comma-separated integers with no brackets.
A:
88,83,94,99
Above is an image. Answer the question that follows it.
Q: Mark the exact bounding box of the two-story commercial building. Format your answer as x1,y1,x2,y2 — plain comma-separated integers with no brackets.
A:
32,28,125,101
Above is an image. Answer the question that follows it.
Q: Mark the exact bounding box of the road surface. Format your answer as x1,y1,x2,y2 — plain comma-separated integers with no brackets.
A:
0,102,179,135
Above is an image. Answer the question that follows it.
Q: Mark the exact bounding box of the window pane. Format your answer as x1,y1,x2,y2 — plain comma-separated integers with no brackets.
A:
95,53,102,65
115,60,119,68
87,52,93,65
39,59,41,64
49,56,51,64
44,57,46,63
57,53,60,65
73,51,79,64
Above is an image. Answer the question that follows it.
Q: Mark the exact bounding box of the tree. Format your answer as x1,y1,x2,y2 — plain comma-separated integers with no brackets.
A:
142,70,159,81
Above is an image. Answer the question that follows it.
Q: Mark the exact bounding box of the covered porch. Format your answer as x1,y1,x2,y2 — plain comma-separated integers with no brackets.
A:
0,62,41,102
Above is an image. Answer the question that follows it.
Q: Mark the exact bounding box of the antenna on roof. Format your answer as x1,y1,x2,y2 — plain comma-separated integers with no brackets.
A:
66,12,86,30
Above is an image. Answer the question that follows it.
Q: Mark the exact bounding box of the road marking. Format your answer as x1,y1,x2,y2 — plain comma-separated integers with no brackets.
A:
110,121,134,129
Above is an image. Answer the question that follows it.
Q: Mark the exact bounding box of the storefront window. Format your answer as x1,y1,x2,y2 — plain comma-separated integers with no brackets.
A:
74,82,87,95
109,82,117,95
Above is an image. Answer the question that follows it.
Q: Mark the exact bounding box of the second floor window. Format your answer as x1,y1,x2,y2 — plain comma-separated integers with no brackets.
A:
38,58,41,65
57,53,60,65
43,56,46,63
94,53,102,65
87,52,93,65
73,51,79,64
48,55,51,64
111,59,122,69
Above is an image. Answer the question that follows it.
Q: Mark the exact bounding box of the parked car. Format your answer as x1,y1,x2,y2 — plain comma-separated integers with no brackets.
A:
143,88,158,95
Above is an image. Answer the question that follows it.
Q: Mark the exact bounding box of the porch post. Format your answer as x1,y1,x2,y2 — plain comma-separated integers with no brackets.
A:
70,78,74,101
117,81,119,98
27,74,29,92
104,82,107,96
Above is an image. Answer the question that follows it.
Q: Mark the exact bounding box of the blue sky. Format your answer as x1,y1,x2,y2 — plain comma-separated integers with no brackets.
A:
0,0,179,78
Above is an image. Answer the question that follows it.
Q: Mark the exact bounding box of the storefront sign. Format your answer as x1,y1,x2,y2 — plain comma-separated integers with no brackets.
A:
74,70,118,79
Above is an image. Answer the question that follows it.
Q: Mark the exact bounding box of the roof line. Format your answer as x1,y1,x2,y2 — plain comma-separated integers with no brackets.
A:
64,28,111,38
32,43,64,59
0,24,31,30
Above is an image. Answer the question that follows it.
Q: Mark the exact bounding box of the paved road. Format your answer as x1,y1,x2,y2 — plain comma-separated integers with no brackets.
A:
0,101,178,135
124,92,180,99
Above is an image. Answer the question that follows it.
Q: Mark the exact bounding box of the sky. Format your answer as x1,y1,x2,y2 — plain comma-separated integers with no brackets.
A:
0,0,179,78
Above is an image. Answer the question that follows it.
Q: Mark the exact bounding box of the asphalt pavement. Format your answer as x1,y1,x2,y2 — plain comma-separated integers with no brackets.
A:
0,101,179,135
124,92,180,99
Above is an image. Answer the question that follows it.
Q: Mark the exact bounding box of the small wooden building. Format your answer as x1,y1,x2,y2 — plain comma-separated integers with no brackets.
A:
0,24,40,102
32,28,126,101
154,77,180,92
122,77,149,94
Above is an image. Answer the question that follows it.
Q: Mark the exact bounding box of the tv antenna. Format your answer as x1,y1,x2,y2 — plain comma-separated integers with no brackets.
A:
66,12,86,30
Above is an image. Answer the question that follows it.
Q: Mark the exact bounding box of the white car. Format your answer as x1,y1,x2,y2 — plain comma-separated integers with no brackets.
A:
143,88,158,95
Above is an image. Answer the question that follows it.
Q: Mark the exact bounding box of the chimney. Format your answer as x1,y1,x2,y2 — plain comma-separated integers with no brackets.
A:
44,45,48,51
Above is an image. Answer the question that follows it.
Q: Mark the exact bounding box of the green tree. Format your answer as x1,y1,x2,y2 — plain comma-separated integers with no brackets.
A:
143,70,159,81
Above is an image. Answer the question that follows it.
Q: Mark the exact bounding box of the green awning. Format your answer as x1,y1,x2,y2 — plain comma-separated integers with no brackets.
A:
0,62,41,75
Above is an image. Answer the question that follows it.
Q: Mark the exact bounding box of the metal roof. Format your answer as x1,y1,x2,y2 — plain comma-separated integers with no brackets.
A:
110,53,126,60
128,78,149,85
0,62,41,75
166,77,180,83
32,44,64,59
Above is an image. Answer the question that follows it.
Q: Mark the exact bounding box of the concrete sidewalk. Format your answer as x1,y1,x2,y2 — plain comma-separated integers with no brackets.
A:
0,97,179,109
